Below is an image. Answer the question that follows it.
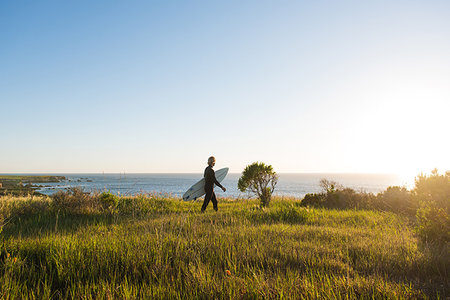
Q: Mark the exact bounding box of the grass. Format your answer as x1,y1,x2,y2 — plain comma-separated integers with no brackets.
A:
0,194,448,299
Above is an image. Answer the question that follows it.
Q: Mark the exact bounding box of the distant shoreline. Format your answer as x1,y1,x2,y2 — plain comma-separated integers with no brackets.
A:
0,175,66,195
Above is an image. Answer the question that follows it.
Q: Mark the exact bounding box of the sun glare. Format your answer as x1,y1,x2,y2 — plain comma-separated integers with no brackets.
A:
342,64,450,182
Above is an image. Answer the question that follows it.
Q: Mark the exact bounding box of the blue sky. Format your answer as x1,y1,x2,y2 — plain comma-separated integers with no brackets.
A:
1,0,449,175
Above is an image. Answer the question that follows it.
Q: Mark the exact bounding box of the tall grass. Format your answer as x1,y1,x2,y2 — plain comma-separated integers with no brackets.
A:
0,194,448,299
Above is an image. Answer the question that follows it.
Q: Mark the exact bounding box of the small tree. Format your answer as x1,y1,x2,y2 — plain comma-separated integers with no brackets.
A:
319,179,342,194
238,162,278,207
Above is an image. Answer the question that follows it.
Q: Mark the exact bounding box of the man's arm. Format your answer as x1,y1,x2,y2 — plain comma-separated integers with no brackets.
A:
211,169,226,191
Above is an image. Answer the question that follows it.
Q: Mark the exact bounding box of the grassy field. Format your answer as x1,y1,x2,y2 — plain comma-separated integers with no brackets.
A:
0,194,448,299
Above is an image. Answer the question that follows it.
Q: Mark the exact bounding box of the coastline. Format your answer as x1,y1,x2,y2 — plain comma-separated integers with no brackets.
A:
0,175,66,196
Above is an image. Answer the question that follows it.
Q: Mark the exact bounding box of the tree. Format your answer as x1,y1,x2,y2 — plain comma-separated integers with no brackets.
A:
319,179,342,193
238,162,278,207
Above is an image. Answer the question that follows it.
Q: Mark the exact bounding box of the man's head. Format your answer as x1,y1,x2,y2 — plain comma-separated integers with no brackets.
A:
207,156,216,167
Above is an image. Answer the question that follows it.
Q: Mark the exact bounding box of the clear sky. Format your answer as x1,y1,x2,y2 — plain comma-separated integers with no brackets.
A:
1,0,449,176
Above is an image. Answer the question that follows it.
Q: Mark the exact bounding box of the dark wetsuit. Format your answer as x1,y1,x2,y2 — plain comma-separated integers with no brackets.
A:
201,166,224,212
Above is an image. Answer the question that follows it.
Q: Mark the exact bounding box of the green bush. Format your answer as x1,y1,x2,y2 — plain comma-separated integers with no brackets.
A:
99,192,119,212
301,186,375,210
301,192,326,208
414,170,450,246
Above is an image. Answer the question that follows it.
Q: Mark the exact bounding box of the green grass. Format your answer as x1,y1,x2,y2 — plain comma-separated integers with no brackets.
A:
0,195,448,299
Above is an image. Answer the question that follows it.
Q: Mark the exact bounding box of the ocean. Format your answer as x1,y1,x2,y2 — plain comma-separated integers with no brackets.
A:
31,173,413,198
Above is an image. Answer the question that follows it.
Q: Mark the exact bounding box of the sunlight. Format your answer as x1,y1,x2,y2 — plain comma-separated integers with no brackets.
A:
342,65,450,180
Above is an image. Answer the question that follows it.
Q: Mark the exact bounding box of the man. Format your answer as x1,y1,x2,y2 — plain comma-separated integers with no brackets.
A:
201,156,226,212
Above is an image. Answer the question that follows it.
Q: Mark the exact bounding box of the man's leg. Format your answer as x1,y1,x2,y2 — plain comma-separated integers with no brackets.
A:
211,192,218,211
201,190,212,212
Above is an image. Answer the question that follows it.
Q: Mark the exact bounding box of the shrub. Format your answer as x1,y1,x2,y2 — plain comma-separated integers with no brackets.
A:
414,170,450,246
238,162,278,207
99,192,119,212
414,169,450,208
301,182,375,211
52,187,99,214
301,192,326,208
302,180,421,215
375,186,417,215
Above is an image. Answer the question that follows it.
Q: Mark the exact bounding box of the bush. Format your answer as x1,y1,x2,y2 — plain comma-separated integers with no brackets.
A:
52,187,99,214
375,186,417,215
414,170,450,246
302,180,419,215
326,188,374,210
99,192,119,212
301,184,375,211
301,192,326,208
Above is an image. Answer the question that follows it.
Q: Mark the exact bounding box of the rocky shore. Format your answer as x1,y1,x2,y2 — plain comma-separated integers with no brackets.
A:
0,175,66,195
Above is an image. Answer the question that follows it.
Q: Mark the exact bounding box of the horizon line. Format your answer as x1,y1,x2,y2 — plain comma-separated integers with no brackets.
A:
0,171,408,175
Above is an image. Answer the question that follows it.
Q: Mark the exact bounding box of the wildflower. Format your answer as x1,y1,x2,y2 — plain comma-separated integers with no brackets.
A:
13,257,17,263
225,270,231,276
6,253,10,258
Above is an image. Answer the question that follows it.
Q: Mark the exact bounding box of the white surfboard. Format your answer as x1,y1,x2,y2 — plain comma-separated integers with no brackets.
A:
182,167,229,201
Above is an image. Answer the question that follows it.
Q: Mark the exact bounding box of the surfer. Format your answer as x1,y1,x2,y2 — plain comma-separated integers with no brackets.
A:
201,156,226,212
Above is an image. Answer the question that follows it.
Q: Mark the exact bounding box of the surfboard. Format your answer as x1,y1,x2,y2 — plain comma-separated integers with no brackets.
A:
182,167,229,201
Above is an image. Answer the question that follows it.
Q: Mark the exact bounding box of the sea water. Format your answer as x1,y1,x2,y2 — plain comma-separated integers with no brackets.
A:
31,173,413,198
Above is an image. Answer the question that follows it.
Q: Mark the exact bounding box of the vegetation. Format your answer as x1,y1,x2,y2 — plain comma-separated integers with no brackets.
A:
300,170,449,247
0,175,65,183
301,181,418,215
414,169,450,246
238,162,278,207
0,170,448,299
0,175,65,196
0,189,448,299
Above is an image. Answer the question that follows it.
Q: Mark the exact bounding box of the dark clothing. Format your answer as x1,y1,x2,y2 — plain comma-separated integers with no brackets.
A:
201,190,218,212
201,166,223,212
203,166,224,192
